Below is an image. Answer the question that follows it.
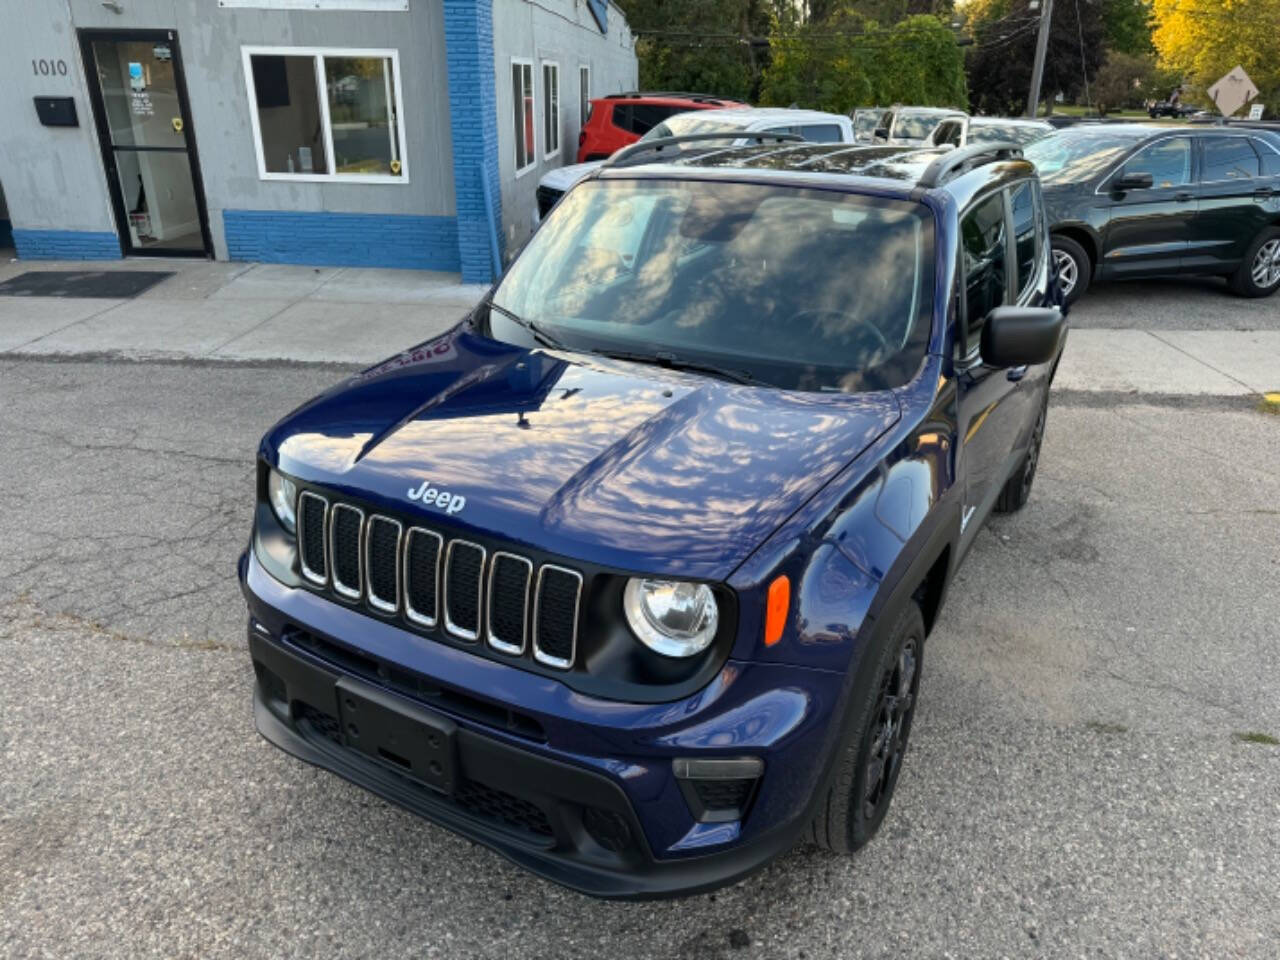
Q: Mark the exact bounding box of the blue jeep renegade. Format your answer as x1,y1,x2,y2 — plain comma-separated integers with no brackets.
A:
240,138,1066,898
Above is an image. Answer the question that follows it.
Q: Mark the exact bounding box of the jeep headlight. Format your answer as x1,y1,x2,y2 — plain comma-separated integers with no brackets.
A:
623,578,719,658
267,468,298,535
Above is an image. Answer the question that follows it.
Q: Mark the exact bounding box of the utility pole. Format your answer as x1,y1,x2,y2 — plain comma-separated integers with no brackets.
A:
1026,0,1054,118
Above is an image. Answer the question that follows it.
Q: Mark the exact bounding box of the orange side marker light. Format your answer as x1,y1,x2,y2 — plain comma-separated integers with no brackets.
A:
764,575,790,647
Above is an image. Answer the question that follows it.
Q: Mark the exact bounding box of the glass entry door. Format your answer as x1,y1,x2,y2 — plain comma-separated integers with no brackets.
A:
80,30,210,257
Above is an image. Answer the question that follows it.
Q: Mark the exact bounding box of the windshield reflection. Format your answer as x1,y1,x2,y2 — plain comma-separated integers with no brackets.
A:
491,179,934,393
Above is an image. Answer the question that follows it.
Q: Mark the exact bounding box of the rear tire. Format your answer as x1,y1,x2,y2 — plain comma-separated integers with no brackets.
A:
1052,235,1091,305
810,601,925,854
994,396,1047,514
1229,228,1280,298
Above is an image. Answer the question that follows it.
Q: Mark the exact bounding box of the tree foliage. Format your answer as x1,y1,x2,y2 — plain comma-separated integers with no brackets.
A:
965,0,1107,115
1151,0,1280,112
1100,0,1154,56
759,12,968,111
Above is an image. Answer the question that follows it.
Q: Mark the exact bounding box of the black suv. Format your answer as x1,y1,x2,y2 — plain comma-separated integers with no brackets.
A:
1025,124,1280,302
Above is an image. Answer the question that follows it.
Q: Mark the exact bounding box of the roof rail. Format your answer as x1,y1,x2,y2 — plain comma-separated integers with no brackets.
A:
604,91,739,103
917,141,1024,188
601,132,803,169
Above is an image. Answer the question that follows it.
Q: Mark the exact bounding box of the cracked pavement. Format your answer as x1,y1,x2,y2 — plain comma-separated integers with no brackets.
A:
2,317,1280,957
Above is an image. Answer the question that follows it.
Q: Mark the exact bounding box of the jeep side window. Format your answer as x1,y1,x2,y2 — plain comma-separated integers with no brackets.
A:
1009,181,1039,298
960,192,1008,354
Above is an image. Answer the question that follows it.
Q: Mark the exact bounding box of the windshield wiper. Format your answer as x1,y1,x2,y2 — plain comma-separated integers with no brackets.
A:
486,300,566,350
596,349,762,386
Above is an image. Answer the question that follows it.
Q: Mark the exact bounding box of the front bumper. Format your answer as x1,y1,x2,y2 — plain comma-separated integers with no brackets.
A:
240,550,847,899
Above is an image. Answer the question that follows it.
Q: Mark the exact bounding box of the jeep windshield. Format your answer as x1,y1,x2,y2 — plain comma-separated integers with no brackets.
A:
487,178,934,393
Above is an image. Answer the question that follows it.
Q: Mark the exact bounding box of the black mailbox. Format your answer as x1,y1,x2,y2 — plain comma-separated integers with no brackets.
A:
34,96,78,127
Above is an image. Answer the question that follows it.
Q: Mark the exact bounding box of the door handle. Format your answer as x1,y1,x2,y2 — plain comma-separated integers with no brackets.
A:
1174,191,1194,202
1006,365,1027,382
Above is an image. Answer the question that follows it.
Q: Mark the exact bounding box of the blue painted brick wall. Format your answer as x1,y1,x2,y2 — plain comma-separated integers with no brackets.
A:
12,229,121,261
443,0,503,284
223,210,461,271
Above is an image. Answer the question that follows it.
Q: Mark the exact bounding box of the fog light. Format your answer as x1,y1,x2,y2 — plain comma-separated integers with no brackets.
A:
673,757,764,823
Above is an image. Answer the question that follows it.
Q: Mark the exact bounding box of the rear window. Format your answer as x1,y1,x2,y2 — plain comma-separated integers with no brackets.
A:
613,103,686,135
766,123,844,143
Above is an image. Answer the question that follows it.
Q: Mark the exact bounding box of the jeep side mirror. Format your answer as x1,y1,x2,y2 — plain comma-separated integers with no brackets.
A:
1113,171,1154,191
980,306,1064,368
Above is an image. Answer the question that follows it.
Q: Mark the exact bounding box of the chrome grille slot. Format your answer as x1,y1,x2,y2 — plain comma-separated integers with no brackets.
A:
329,504,364,600
298,491,328,585
487,552,532,655
365,515,402,613
403,527,442,627
443,540,486,641
533,565,582,669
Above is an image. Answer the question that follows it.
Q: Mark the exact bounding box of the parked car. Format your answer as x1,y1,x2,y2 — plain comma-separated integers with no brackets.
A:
576,92,745,162
241,138,1066,898
1025,124,1280,302
1149,100,1197,119
853,106,890,143
873,106,967,145
927,116,1053,148
540,107,858,217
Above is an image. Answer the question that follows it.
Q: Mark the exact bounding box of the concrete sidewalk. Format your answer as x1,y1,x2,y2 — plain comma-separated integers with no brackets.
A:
0,258,487,365
0,257,1276,396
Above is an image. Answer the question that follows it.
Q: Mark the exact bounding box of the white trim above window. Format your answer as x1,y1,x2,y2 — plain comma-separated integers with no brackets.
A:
242,45,408,184
542,60,561,160
511,57,536,177
578,64,591,128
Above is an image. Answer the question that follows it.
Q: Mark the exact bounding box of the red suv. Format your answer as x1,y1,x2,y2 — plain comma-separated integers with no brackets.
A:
577,92,746,162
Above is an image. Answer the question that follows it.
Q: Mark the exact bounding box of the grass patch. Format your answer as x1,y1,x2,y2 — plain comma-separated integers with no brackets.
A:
1085,721,1129,735
1232,731,1280,746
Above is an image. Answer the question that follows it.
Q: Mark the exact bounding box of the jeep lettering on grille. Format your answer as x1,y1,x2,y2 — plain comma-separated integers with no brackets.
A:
407,480,466,515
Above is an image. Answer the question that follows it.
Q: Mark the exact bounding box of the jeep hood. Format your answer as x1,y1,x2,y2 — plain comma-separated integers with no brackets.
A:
266,329,901,581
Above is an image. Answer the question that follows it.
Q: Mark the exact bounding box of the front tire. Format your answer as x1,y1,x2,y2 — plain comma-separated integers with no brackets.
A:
810,601,925,854
1229,228,1280,298
1052,235,1091,305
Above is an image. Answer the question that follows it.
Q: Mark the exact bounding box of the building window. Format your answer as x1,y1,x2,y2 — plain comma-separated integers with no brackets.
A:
579,65,590,127
512,58,535,175
242,47,407,183
542,61,560,160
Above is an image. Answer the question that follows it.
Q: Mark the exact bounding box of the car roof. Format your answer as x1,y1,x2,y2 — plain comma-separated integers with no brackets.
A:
597,92,744,107
596,142,1036,206
969,117,1052,128
1050,121,1271,139
894,106,966,117
667,106,853,128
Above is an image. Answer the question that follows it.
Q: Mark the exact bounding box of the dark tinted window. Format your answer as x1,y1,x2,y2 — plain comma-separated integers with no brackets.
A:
961,192,1008,351
766,123,844,143
625,103,681,135
1010,181,1039,296
1254,138,1280,176
1120,137,1191,188
1201,137,1260,181
934,121,962,146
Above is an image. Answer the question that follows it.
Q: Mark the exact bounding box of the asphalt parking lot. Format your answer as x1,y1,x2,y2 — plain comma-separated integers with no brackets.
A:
2,278,1278,958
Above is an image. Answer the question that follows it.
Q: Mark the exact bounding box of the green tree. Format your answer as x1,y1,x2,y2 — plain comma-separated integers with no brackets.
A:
1101,0,1153,57
1092,50,1157,114
966,0,1107,114
759,12,967,110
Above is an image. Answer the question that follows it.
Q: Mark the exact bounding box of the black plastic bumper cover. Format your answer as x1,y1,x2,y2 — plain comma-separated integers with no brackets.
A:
249,628,807,899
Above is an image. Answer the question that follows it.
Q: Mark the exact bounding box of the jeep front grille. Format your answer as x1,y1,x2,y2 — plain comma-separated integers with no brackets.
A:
293,491,581,670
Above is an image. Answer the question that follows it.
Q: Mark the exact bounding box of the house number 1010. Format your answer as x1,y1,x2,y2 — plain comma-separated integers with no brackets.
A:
33,59,70,77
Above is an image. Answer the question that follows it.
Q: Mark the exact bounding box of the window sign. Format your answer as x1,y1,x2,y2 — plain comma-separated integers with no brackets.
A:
242,46,407,183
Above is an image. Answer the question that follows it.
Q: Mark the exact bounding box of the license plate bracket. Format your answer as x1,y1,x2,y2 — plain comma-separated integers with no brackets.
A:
335,677,457,794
